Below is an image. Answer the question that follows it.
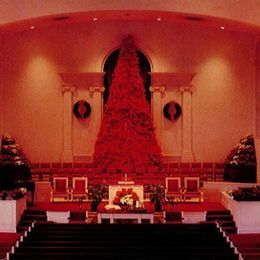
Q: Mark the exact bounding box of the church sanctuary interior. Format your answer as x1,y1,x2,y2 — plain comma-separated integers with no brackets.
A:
0,1,260,259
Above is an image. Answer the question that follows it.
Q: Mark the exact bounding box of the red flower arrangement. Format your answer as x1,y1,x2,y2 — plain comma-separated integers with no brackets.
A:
113,188,139,206
93,35,162,172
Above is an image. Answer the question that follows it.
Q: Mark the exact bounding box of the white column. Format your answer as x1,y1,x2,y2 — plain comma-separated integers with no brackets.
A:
179,85,194,162
61,84,75,162
149,86,165,146
89,86,105,154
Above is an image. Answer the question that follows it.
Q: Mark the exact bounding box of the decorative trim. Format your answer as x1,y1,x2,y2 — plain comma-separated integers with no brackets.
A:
59,72,105,86
149,86,165,93
61,84,76,95
179,85,194,93
162,155,181,162
151,72,195,86
73,155,93,163
89,86,105,93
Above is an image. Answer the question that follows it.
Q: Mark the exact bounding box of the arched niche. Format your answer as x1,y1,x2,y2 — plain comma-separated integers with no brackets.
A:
103,49,151,104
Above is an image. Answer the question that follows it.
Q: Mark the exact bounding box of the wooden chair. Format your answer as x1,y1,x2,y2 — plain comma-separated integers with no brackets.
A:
165,177,183,202
183,177,203,202
51,177,70,202
71,177,88,201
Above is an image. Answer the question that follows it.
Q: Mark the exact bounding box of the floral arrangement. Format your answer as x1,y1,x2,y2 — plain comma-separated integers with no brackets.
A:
0,187,27,200
93,35,162,172
0,133,30,167
113,188,139,206
225,134,256,167
144,184,165,211
88,184,109,211
144,184,165,203
227,186,260,201
88,184,109,202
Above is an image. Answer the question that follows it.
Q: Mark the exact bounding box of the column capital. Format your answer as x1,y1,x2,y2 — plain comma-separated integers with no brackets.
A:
179,85,194,93
89,86,105,93
61,84,76,95
149,86,165,93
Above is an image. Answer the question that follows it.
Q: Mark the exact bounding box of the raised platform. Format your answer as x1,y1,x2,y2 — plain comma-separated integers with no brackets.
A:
0,198,26,232
221,191,260,234
202,181,258,202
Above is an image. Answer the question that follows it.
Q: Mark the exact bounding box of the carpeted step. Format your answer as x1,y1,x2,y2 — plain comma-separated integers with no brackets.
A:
218,220,236,227
206,210,231,216
10,223,239,260
206,214,233,221
21,214,47,221
222,226,238,235
23,209,47,215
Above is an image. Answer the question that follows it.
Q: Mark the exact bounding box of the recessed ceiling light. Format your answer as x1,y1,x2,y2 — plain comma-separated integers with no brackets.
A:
53,16,69,21
220,26,225,30
185,16,203,22
30,26,35,30
93,17,98,21
157,17,162,21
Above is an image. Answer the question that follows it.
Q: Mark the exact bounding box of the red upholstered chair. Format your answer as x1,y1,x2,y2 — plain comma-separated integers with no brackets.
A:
51,177,70,202
214,163,225,182
183,177,203,202
71,177,88,201
201,162,214,181
165,177,183,202
191,162,203,178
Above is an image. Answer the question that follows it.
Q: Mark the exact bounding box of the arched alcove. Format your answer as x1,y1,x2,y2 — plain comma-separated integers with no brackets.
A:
103,49,151,104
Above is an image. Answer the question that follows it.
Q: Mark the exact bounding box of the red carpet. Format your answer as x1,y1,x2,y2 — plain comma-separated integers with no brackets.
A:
0,233,21,259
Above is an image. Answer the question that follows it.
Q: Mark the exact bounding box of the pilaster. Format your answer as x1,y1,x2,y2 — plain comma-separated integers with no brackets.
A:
61,84,75,162
89,86,105,151
149,86,165,146
179,85,194,162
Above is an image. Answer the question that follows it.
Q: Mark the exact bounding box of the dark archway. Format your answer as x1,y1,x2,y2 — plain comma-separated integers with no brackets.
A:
103,49,151,104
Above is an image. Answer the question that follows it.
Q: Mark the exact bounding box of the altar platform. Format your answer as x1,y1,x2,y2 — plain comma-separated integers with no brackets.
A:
28,201,226,213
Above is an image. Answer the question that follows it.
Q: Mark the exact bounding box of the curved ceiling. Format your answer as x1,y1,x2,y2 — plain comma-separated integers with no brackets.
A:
0,0,259,36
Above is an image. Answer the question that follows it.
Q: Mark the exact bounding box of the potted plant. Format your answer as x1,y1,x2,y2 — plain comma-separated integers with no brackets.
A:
144,184,165,212
88,184,108,211
225,134,256,183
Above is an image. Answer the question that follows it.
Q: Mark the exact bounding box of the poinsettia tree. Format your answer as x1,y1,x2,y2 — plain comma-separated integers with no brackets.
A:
93,35,162,172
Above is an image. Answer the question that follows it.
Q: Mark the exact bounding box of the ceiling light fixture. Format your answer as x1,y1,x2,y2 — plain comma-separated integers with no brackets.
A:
53,16,69,21
93,17,98,21
30,26,35,30
220,26,225,30
157,17,162,21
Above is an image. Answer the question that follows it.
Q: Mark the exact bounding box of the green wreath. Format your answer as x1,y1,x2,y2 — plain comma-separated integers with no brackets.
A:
73,100,91,119
163,101,182,121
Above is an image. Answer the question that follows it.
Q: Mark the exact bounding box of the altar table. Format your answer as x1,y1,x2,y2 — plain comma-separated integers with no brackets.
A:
98,212,154,224
109,181,144,204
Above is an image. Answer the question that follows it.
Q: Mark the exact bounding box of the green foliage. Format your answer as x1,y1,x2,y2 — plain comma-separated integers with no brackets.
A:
225,134,256,167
